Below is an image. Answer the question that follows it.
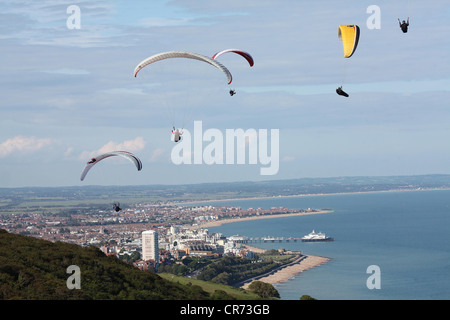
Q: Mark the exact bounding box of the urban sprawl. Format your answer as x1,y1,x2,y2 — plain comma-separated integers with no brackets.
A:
0,203,320,270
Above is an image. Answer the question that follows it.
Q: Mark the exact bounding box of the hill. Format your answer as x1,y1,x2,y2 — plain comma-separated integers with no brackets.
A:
0,229,223,300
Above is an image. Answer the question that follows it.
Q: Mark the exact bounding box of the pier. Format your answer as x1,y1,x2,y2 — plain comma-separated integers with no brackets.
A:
229,235,302,243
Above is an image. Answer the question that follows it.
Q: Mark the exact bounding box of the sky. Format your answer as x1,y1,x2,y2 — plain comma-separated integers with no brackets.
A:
1,0,450,188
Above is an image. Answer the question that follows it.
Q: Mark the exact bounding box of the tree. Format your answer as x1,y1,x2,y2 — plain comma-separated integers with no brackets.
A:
212,272,232,285
300,294,317,300
211,290,235,300
248,281,280,299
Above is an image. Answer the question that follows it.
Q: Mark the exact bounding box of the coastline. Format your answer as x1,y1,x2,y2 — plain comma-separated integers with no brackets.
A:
173,187,450,207
188,210,333,289
240,243,330,289
241,254,330,289
189,209,332,230
181,196,337,291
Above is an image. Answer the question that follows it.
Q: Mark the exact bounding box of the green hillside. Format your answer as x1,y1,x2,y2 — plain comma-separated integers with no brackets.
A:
159,273,263,300
0,229,222,300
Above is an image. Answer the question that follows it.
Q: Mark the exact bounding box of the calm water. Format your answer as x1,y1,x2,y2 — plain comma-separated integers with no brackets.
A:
194,190,450,300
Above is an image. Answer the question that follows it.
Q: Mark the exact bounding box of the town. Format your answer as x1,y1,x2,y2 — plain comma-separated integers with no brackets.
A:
0,202,322,271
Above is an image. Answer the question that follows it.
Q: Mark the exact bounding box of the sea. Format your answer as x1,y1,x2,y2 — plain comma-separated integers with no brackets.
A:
190,189,450,300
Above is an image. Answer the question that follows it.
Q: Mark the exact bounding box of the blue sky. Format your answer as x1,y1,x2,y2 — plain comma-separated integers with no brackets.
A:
1,0,450,187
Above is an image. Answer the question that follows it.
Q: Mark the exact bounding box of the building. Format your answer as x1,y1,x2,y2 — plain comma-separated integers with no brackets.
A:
142,230,159,261
186,244,221,258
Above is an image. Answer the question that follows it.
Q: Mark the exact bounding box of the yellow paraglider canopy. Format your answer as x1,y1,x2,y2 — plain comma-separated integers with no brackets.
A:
338,25,360,58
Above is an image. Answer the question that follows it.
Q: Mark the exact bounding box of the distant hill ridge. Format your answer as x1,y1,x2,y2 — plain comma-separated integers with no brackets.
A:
1,174,449,204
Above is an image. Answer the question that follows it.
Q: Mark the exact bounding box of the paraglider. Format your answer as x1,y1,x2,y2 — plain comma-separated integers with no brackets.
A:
212,49,254,97
337,24,360,97
113,203,122,212
398,17,410,33
172,127,183,143
80,151,143,181
212,49,254,67
338,25,360,58
134,51,234,139
336,86,349,97
134,51,233,84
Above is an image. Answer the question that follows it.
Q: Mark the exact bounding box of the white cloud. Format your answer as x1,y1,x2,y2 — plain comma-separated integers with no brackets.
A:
150,148,166,162
0,136,53,157
79,136,146,159
64,147,74,157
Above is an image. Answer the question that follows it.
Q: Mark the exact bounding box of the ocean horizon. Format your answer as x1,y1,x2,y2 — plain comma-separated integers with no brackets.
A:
191,189,450,300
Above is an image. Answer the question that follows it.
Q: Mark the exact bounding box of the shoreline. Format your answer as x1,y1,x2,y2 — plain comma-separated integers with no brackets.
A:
242,254,330,288
188,211,332,289
183,189,444,291
172,187,450,207
189,209,332,230
240,243,330,288
187,210,333,288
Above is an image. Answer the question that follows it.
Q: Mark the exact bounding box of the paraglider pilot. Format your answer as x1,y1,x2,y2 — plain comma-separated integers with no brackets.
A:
113,203,121,212
172,126,183,142
336,86,349,97
398,17,409,33
229,89,236,96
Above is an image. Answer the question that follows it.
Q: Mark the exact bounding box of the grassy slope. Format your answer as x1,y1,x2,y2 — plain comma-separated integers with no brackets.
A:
158,273,266,300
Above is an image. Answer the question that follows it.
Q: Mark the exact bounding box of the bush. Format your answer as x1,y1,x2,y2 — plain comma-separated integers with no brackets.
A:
300,294,317,300
248,281,280,299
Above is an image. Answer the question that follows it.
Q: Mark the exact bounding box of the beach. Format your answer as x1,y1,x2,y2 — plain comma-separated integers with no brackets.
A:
240,244,330,289
190,209,332,230
241,255,330,289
